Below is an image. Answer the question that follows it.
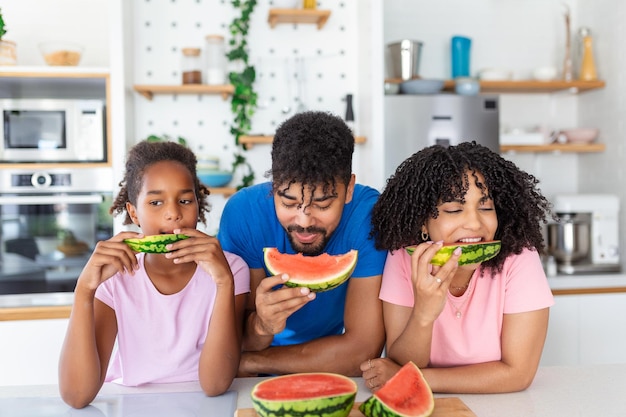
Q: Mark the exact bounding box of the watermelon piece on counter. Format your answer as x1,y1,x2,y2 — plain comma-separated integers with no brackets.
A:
360,361,434,417
251,372,357,417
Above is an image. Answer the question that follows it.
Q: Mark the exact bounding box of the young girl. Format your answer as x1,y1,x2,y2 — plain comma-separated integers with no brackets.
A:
361,142,554,394
59,141,249,408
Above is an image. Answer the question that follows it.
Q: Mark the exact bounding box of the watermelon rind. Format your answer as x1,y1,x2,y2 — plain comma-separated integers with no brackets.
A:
405,240,501,266
263,248,358,292
359,362,434,417
124,234,189,253
251,373,357,417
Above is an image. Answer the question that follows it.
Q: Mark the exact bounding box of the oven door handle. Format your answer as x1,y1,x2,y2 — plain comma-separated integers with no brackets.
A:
0,194,104,205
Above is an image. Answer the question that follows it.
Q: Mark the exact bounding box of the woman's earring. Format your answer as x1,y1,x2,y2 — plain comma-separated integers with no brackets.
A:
421,230,429,241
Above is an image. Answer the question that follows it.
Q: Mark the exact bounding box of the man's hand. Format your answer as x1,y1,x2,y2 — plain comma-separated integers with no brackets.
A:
253,274,316,336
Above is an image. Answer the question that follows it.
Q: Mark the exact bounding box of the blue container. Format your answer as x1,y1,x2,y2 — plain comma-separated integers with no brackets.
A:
451,36,472,78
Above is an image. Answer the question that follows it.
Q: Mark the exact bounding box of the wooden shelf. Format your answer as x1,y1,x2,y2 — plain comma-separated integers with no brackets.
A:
239,135,366,150
385,79,606,94
500,143,606,153
209,187,237,197
268,8,331,29
133,84,234,100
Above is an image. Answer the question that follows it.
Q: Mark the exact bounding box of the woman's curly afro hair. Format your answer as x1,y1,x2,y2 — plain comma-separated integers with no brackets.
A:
371,142,553,274
109,140,211,225
269,111,354,202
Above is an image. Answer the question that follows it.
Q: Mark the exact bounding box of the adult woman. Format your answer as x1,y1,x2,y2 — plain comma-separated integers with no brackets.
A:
361,142,554,394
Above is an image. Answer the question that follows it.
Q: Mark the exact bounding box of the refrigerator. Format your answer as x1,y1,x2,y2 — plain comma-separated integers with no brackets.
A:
383,95,500,180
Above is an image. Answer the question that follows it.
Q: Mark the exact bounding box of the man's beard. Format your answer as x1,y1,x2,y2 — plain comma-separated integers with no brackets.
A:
286,225,329,255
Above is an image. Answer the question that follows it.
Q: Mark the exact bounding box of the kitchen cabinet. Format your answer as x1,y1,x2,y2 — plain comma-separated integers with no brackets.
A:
0,318,68,386
239,135,367,150
267,8,331,30
541,291,626,366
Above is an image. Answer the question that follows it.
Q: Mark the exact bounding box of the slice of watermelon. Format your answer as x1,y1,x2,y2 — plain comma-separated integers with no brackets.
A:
124,234,189,253
263,247,358,292
251,372,357,417
406,240,501,266
360,361,434,417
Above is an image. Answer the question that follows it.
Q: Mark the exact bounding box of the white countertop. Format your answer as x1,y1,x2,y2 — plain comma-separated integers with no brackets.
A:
1,364,625,416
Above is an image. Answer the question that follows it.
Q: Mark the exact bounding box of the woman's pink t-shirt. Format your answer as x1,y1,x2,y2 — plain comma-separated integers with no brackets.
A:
380,248,554,367
95,251,250,386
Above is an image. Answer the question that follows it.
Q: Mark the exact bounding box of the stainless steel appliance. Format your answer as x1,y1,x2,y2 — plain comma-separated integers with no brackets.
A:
384,95,499,180
0,98,106,163
0,167,113,294
547,194,620,274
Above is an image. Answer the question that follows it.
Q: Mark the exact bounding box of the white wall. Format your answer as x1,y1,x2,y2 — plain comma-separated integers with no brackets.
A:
1,0,109,67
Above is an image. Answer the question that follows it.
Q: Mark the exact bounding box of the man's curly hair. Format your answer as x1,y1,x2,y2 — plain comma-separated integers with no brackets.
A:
269,111,354,203
109,140,211,225
371,142,553,274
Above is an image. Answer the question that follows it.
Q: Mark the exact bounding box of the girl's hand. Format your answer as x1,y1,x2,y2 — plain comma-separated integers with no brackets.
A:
76,231,142,292
164,228,233,287
408,241,461,324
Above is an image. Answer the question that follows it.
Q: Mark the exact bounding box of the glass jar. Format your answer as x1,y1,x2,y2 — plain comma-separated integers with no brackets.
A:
181,47,202,84
204,35,226,85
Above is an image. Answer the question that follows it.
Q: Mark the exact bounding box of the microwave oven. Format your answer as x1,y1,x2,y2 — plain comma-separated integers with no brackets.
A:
0,99,106,163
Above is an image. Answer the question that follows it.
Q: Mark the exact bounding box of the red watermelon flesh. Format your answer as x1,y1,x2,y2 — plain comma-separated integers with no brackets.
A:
359,361,434,417
263,247,358,292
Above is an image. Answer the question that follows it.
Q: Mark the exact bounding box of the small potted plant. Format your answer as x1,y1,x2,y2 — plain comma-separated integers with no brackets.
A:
0,7,17,65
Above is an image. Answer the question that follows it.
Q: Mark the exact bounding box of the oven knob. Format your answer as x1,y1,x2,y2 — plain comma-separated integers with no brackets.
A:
31,172,52,188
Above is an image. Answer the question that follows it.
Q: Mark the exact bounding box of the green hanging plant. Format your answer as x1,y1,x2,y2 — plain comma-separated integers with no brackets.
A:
0,7,7,40
227,0,258,190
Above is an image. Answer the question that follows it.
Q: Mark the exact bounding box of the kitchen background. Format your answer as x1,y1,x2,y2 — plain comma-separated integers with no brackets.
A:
3,0,624,233
2,0,626,385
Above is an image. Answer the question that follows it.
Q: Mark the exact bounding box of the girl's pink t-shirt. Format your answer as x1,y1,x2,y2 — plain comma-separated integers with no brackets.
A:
95,251,249,386
380,248,554,367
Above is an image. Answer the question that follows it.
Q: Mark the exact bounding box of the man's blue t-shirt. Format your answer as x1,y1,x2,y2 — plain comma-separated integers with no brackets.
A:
217,182,386,346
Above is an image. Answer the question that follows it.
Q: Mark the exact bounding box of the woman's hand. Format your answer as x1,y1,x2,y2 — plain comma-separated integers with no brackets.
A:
76,231,141,292
360,357,402,392
164,228,234,287
409,241,461,324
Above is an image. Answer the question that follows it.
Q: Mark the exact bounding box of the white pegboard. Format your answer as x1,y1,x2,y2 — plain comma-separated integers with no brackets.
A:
131,0,361,185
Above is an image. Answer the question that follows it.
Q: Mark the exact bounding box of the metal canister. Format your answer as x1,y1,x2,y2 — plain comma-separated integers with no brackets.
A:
387,40,422,81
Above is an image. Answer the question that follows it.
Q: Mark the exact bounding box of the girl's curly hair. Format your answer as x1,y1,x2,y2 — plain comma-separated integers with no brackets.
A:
268,111,354,204
109,140,211,225
371,142,553,274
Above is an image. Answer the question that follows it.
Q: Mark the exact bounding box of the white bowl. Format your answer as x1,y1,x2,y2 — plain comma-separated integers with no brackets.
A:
477,68,512,81
561,128,599,144
532,66,558,82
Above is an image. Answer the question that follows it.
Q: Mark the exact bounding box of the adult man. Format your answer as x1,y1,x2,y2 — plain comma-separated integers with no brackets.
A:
218,111,386,376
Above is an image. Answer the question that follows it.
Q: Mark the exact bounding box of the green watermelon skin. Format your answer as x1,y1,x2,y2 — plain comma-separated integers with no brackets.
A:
359,362,434,417
124,234,189,253
252,394,355,417
405,240,501,266
251,373,357,417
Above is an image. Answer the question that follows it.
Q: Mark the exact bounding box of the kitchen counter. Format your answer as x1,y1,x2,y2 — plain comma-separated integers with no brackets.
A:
2,273,626,320
0,364,625,416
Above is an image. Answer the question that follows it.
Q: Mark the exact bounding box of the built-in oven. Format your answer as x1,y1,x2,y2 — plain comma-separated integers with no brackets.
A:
0,168,113,295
